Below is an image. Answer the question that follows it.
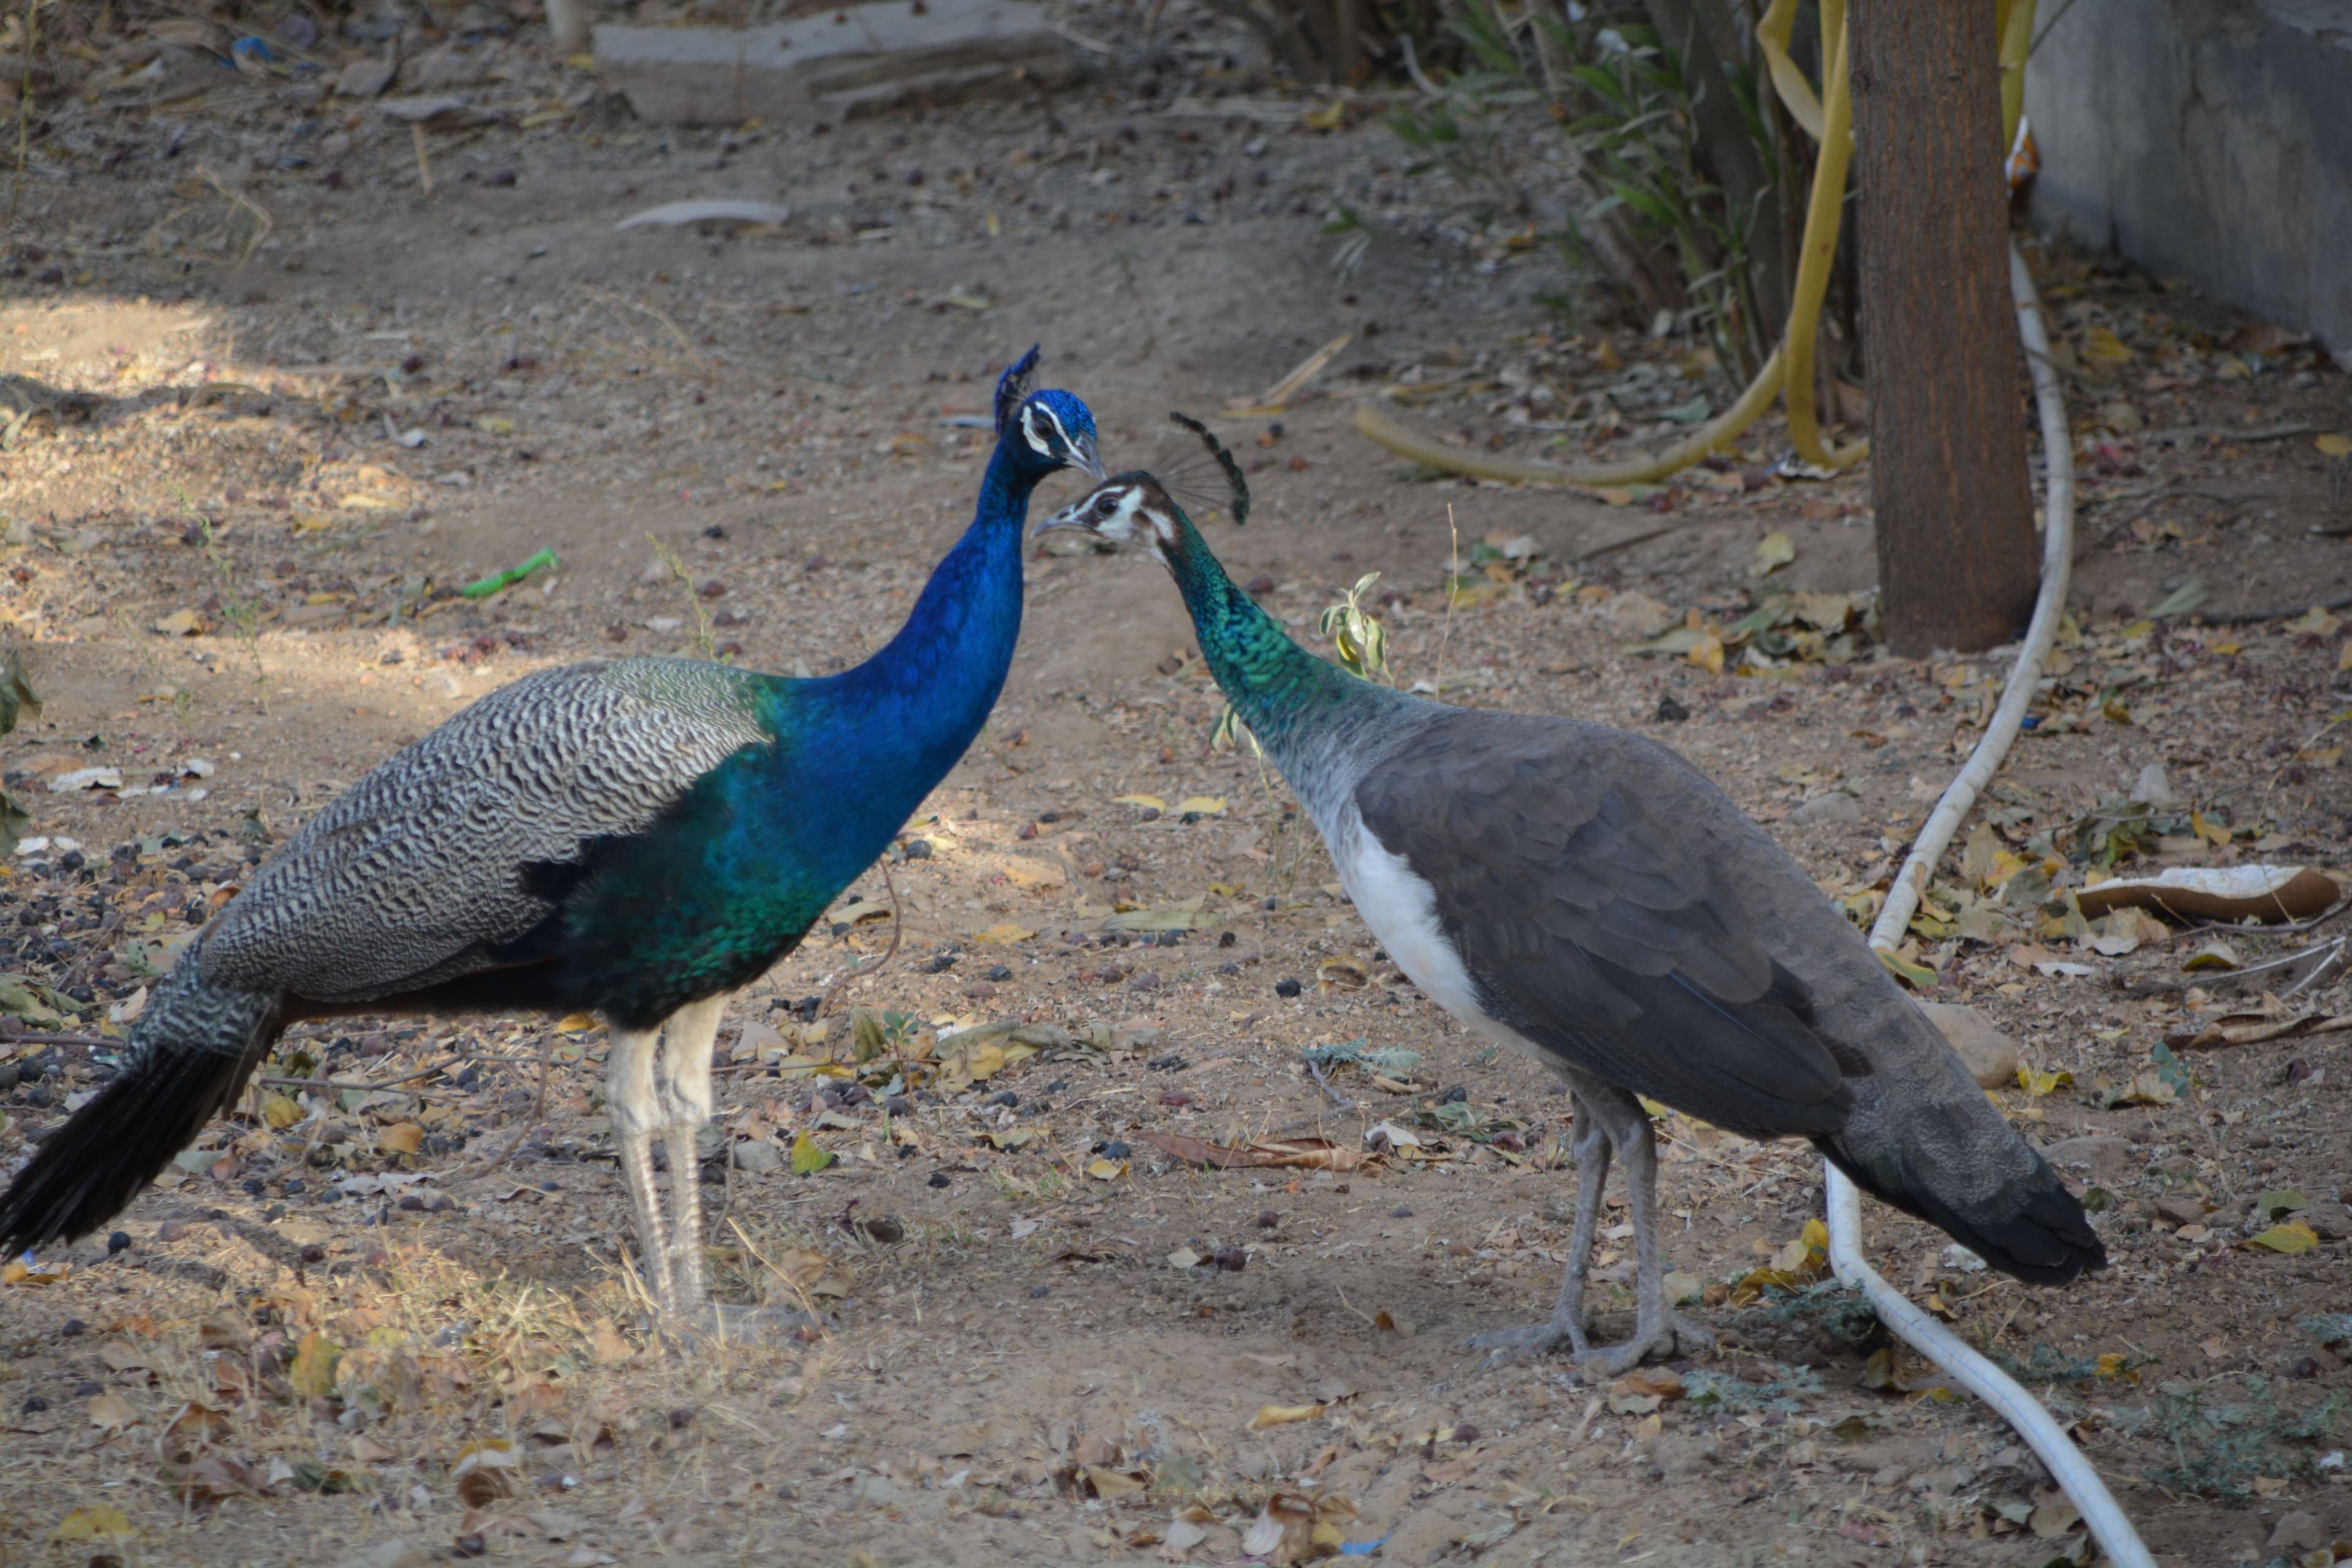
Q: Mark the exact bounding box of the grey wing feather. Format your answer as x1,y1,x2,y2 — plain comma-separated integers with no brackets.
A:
1354,710,1861,1139
201,659,770,1001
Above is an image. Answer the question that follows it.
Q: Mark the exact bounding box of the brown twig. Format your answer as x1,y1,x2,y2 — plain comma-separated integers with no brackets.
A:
813,858,903,1017
254,1075,464,1104
453,1118,545,1182
2196,591,2352,628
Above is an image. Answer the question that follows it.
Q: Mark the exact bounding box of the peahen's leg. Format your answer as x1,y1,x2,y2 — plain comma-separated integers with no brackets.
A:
1574,1090,1713,1377
1469,1091,1612,1368
655,994,726,1315
605,1025,674,1309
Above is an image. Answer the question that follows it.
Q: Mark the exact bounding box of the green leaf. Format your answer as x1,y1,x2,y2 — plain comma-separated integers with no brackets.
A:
0,973,62,1025
1874,947,1938,989
0,647,39,737
2149,576,2206,618
2253,1189,2308,1220
2150,1039,2191,1095
789,1130,834,1174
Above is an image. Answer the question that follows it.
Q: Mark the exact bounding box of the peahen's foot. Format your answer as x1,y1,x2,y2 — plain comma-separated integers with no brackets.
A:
1468,1309,1711,1376
1466,1313,1593,1371
1564,1310,1715,1378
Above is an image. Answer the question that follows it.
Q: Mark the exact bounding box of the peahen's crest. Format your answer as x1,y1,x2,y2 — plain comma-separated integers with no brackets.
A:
1167,412,1250,527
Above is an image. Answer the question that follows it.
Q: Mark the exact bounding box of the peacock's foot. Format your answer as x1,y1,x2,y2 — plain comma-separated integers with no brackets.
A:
1465,1314,1593,1372
655,1300,821,1353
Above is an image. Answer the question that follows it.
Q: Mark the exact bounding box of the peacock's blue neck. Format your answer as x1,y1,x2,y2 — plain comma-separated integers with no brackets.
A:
766,440,1046,875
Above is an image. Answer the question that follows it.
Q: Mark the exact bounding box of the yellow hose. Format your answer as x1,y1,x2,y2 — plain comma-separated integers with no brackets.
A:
1353,344,1785,488
1780,18,1866,470
1361,0,1869,486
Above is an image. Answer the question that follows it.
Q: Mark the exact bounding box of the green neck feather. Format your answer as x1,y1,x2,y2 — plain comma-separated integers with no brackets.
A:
1158,505,1365,752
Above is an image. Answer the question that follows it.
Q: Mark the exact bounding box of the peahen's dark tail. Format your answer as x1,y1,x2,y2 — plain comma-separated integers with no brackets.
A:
0,960,281,1253
1816,1061,2106,1286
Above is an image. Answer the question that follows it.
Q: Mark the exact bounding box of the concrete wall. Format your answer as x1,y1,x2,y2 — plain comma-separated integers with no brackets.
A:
2025,0,2352,356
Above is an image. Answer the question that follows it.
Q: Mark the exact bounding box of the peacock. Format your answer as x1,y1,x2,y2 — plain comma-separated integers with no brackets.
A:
0,350,1101,1332
1038,435,2101,1373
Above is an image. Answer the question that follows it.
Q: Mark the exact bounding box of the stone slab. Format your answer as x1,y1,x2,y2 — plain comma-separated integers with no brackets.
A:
594,0,1074,126
2026,0,2352,358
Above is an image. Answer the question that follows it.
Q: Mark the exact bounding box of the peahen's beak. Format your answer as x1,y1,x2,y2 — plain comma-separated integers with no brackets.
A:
1068,431,1104,483
1033,496,1098,538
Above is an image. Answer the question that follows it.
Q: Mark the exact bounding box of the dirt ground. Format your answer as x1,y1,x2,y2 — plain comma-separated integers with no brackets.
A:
4,8,2352,1567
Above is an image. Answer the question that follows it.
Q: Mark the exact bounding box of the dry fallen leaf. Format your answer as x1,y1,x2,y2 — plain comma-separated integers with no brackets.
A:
451,1437,518,1507
288,1332,344,1399
1250,1403,1326,1429
87,1391,139,1433
2243,1221,2320,1256
51,1505,135,1546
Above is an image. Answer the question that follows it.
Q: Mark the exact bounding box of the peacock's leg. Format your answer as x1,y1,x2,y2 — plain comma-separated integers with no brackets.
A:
655,994,726,1316
605,1025,674,1310
1468,1090,1611,1368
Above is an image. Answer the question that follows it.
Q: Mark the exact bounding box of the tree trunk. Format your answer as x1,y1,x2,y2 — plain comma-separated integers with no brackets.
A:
1850,0,2037,657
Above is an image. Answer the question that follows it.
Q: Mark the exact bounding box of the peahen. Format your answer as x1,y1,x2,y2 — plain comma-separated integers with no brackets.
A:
1039,440,2102,1373
0,350,1101,1330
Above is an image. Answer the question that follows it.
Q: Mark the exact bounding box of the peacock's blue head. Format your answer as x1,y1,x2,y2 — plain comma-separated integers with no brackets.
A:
1010,389,1102,481
992,346,1102,483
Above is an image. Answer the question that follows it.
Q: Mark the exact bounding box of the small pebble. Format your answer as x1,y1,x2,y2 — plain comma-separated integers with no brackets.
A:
667,1407,695,1430
1256,1209,1280,1229
1030,1284,1050,1298
58,1319,86,1338
453,1534,488,1559
1390,1205,1413,1218
927,1172,951,1188
1275,978,1302,998
1212,1245,1246,1273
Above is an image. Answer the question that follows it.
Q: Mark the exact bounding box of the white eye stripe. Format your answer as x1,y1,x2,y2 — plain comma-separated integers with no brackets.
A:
1022,403,1069,458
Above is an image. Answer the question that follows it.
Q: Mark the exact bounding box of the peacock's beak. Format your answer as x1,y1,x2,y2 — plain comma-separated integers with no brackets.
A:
1068,431,1104,483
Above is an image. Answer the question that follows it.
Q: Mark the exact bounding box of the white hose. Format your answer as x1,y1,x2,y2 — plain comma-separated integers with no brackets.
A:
1827,241,2157,1568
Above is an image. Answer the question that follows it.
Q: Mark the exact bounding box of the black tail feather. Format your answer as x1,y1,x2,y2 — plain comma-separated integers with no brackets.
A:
1815,1135,2106,1286
0,974,277,1253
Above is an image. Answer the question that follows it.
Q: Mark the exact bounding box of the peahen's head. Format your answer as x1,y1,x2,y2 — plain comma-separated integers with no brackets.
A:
1035,411,1245,566
992,347,1102,483
1036,473,1186,564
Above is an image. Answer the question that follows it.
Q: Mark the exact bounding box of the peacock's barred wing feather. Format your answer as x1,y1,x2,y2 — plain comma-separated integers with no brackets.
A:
199,658,774,1008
